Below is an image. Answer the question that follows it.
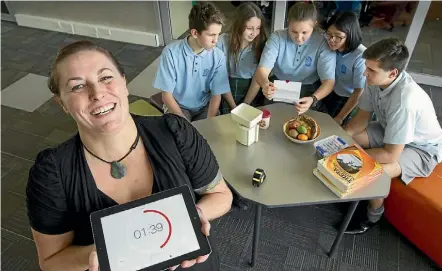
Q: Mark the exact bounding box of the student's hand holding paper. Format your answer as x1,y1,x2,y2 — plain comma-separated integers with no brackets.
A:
169,206,210,270
295,96,313,114
262,82,276,99
273,80,301,104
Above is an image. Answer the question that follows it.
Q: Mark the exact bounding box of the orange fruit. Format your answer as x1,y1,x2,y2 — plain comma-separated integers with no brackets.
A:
297,134,309,141
306,128,312,139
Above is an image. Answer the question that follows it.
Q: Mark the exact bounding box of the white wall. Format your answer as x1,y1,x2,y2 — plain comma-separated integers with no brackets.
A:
7,1,159,32
7,1,161,46
169,1,193,39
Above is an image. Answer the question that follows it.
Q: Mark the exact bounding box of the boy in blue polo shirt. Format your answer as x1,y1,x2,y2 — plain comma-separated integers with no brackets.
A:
153,2,230,121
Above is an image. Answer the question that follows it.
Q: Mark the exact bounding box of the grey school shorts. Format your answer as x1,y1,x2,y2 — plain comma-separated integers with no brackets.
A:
163,103,211,122
366,121,439,185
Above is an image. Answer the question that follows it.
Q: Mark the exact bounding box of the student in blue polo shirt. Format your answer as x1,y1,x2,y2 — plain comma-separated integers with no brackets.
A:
216,2,268,114
153,2,230,122
322,11,366,125
257,2,336,114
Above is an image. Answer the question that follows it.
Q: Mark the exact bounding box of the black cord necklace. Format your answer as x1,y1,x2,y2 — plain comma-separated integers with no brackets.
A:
83,131,140,179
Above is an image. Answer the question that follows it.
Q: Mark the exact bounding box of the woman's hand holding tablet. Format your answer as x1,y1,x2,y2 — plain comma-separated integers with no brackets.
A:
169,206,211,270
90,185,212,271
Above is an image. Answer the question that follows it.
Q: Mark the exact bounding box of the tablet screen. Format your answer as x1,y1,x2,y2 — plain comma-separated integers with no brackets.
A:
100,194,200,271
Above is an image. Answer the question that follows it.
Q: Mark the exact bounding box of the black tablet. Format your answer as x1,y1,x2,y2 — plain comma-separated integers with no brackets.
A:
90,185,211,271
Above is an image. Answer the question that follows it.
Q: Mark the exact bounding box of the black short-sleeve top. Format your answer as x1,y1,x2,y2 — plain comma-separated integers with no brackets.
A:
26,114,222,270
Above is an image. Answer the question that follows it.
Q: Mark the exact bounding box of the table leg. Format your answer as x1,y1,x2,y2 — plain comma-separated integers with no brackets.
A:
250,204,262,267
328,201,359,258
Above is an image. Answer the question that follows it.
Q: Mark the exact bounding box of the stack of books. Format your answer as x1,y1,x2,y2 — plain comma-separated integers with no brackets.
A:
313,145,384,198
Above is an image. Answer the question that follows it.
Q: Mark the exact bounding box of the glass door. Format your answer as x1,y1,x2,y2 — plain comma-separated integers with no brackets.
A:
405,1,442,87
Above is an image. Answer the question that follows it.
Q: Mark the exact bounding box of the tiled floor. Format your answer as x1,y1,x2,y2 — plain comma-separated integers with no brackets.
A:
1,21,163,89
1,74,52,112
1,19,442,271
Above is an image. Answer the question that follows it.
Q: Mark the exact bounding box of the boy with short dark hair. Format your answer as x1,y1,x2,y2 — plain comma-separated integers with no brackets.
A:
153,2,230,121
344,38,442,234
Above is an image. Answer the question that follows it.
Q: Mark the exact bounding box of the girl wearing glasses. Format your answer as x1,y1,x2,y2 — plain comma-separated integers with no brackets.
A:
322,11,366,125
257,2,336,114
216,2,268,114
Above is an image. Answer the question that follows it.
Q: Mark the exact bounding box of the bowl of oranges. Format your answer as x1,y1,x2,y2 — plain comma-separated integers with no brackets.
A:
283,115,320,144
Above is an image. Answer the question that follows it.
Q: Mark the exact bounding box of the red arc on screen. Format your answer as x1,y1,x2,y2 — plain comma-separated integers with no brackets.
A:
143,209,172,248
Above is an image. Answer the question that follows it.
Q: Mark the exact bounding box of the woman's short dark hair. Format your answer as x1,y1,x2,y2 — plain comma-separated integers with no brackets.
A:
48,40,125,95
325,11,362,53
363,38,409,72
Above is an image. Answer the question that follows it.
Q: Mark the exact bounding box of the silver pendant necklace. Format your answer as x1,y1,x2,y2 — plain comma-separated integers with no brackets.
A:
83,132,140,179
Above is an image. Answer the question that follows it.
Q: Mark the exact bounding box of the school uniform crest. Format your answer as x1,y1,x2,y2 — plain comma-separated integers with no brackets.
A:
203,69,210,76
305,56,312,67
340,64,347,74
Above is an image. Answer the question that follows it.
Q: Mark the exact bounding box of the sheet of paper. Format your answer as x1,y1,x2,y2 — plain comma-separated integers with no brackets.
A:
273,80,302,104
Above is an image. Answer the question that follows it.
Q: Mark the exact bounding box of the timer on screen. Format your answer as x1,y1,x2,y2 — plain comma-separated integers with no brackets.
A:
133,223,164,239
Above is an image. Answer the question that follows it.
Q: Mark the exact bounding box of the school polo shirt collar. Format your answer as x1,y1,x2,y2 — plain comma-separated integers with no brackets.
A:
337,51,353,62
183,36,208,58
379,72,405,98
338,44,362,58
337,50,347,57
242,43,252,53
224,33,253,53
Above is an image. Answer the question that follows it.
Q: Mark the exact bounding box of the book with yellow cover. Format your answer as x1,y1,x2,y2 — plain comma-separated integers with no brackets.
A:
313,168,351,198
316,145,383,193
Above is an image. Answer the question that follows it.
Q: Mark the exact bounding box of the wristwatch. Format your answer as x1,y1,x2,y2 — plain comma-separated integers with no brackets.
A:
310,94,318,107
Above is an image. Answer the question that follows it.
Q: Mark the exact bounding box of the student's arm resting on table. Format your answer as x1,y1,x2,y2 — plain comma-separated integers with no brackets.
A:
26,150,97,271
256,32,280,98
335,58,367,124
243,76,261,104
153,48,186,117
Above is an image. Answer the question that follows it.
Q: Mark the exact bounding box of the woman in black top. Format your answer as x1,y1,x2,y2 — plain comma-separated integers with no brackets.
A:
26,40,233,271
